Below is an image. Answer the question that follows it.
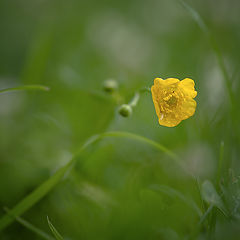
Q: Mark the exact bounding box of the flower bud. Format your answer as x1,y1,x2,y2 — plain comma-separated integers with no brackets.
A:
118,104,132,117
103,79,118,93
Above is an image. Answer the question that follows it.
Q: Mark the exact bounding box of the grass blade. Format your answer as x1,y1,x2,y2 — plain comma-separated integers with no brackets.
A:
198,204,214,225
217,141,224,185
47,217,64,240
0,85,50,95
101,131,179,163
0,161,73,231
177,0,207,33
0,131,179,231
4,208,54,240
0,135,99,231
201,180,228,217
177,0,234,106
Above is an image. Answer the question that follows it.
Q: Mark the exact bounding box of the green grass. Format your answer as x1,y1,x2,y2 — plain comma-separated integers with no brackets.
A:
0,131,178,231
47,217,64,240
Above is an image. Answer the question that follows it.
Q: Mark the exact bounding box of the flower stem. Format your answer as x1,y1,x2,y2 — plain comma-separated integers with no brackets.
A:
0,85,50,95
129,92,140,108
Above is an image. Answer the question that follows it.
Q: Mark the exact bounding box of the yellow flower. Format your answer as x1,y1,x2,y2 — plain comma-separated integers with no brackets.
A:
151,78,197,127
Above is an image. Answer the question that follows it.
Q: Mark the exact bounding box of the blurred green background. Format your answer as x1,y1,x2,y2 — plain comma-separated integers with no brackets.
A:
0,0,240,239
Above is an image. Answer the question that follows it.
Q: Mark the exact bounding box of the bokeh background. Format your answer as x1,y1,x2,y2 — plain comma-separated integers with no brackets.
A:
0,0,240,239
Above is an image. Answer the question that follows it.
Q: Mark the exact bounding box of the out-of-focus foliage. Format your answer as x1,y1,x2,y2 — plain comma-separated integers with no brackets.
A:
0,0,240,239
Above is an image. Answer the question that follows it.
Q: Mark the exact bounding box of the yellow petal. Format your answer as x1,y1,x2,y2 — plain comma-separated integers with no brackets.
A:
179,98,197,120
158,112,182,127
151,81,160,100
179,78,197,98
151,95,161,118
154,77,180,87
151,77,197,127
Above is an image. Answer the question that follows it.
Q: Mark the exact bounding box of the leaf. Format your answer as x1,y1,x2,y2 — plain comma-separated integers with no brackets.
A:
47,217,64,240
4,207,54,240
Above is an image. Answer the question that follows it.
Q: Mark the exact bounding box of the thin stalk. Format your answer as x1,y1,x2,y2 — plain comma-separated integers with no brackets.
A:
129,92,140,108
0,131,181,231
199,204,214,226
217,141,224,186
0,85,50,95
47,216,64,240
177,0,234,107
195,177,206,213
4,208,54,240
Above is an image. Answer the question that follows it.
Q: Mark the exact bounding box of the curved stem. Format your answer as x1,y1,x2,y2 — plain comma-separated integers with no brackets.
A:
177,0,234,106
129,92,140,108
0,131,182,231
0,85,50,95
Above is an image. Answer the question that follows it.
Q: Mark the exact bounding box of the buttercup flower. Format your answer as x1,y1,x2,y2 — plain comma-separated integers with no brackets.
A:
151,78,197,127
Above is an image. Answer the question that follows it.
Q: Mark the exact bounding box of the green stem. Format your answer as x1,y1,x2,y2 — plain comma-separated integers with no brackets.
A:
47,216,64,240
177,0,234,107
4,208,54,240
129,92,140,108
217,141,224,186
139,87,151,93
0,131,181,231
128,87,151,108
0,85,50,95
199,204,214,226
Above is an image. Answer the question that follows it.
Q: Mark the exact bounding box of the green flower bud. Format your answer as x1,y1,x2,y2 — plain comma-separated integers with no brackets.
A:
118,104,132,117
103,79,118,93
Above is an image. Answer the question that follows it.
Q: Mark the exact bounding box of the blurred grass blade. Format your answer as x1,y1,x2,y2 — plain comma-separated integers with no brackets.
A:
102,131,179,164
217,141,224,184
177,0,234,105
0,131,178,231
0,135,100,231
0,85,50,95
4,208,54,240
177,0,207,33
47,217,64,240
21,25,54,84
149,184,202,217
198,204,214,225
0,161,73,231
195,177,206,213
201,180,228,217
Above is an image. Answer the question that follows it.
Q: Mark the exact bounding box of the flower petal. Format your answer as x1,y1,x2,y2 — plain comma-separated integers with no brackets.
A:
179,78,197,98
154,77,180,87
179,98,197,120
158,112,182,127
151,94,161,118
151,77,197,127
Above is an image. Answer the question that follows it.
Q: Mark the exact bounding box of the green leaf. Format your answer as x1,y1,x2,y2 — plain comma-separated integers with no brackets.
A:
4,208,54,240
47,217,64,240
